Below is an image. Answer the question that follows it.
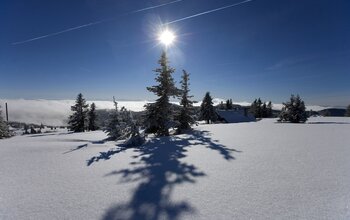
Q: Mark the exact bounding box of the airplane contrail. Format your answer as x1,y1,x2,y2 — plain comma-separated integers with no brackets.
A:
12,0,184,45
129,0,183,14
165,0,253,25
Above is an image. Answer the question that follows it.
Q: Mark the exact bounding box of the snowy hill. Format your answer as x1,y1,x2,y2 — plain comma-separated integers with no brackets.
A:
0,99,332,126
1,117,349,219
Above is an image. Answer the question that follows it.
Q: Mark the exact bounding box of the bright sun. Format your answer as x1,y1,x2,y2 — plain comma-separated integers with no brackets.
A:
158,30,176,46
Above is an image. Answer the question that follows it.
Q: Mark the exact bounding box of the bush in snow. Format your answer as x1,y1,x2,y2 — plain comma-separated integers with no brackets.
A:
68,93,89,132
0,106,10,139
144,51,179,136
278,94,308,123
199,92,217,124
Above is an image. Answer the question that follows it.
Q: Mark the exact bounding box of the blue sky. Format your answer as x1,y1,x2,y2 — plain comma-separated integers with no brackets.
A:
0,0,349,106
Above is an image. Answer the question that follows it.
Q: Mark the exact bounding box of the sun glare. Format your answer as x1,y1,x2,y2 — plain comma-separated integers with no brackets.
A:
158,29,176,46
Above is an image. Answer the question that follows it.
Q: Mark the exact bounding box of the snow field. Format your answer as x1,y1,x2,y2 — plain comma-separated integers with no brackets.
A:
1,117,350,219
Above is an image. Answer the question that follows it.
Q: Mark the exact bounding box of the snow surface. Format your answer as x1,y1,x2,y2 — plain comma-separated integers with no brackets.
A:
1,117,350,220
0,99,331,126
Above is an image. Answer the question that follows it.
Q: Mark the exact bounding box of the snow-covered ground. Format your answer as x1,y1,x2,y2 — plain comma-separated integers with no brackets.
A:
1,117,350,219
0,99,331,126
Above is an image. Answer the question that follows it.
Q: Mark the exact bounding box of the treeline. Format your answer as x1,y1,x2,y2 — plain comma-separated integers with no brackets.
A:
68,93,98,133
249,98,273,118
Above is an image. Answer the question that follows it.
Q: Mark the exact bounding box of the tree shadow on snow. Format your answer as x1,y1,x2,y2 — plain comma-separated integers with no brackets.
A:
307,122,350,125
62,138,110,155
62,143,88,154
88,130,241,220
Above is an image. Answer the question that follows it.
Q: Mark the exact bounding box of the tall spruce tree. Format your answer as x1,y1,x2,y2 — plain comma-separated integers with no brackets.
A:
0,105,10,139
68,93,89,132
346,104,350,117
279,94,308,123
200,92,217,124
88,102,98,131
145,51,178,136
177,70,195,131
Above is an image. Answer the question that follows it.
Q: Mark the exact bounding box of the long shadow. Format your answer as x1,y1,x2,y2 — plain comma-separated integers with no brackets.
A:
63,143,88,154
28,132,60,137
62,138,111,155
307,122,350,125
88,130,240,220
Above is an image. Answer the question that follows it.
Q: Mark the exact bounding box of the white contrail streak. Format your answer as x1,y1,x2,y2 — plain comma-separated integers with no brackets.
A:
165,0,253,25
12,20,111,45
12,0,183,45
129,0,183,13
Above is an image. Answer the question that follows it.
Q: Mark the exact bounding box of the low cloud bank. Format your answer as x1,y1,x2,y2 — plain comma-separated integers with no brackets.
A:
0,99,329,126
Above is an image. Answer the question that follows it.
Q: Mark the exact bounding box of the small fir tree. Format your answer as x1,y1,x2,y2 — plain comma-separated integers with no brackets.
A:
225,99,233,110
199,92,217,124
105,100,145,145
256,98,262,118
218,101,225,110
119,107,145,146
145,51,179,136
267,101,273,117
279,94,308,123
88,102,98,131
68,93,89,132
104,98,123,140
176,70,195,132
261,103,267,118
250,99,258,116
0,106,10,139
346,105,350,117
23,124,29,135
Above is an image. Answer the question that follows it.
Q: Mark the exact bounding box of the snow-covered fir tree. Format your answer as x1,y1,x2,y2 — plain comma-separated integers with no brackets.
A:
105,99,145,145
176,70,195,132
279,94,308,123
68,93,89,132
104,98,123,140
119,107,145,146
88,102,98,131
0,106,10,139
346,104,350,117
145,51,179,136
199,92,217,124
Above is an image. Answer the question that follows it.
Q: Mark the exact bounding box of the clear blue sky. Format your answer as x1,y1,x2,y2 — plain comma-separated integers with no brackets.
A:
1,0,349,106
